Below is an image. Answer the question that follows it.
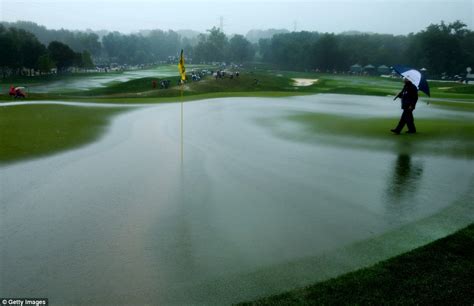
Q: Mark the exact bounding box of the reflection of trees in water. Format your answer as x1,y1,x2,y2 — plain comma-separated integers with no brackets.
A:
385,154,423,220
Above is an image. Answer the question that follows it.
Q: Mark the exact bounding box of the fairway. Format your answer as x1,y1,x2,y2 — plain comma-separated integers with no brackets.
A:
1,94,472,304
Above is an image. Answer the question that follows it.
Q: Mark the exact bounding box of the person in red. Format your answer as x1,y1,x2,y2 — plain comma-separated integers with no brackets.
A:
13,87,26,98
9,85,16,97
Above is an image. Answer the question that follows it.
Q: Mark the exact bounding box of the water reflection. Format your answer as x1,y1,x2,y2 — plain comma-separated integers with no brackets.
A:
3,97,473,304
386,154,424,219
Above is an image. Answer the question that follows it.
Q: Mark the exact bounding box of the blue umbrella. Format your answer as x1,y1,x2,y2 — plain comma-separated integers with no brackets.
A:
392,65,430,97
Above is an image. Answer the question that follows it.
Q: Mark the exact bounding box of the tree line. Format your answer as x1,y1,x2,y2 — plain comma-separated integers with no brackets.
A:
0,24,94,77
1,20,472,78
259,21,473,77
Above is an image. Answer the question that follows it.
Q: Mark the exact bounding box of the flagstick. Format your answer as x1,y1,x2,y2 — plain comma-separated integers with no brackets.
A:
180,83,184,166
178,49,185,168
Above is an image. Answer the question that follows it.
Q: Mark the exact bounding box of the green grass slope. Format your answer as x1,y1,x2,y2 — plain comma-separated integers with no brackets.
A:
0,105,126,164
240,223,474,305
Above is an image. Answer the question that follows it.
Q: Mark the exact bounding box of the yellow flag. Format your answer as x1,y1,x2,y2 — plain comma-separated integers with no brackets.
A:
178,49,186,81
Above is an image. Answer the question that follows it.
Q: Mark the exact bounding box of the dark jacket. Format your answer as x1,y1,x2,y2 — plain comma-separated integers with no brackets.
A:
396,82,418,109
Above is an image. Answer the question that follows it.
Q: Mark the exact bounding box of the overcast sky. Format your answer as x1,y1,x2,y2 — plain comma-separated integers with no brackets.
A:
1,0,473,35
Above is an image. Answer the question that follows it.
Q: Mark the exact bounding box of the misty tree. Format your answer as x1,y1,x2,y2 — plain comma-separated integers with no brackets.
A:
81,51,94,68
148,30,180,61
102,32,122,62
193,27,229,63
0,25,16,77
229,34,254,63
48,41,76,72
311,33,341,71
261,31,318,70
0,25,47,76
19,30,46,74
258,20,472,76
1,21,102,56
246,29,289,44
408,21,473,76
2,20,472,78
0,25,96,77
102,30,183,64
37,54,55,74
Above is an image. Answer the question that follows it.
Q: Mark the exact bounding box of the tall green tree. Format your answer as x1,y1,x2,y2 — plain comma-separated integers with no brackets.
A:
311,33,341,71
37,54,55,74
18,29,46,73
48,41,76,72
0,25,16,77
408,21,471,76
207,27,228,61
193,27,229,63
229,34,254,62
80,51,94,68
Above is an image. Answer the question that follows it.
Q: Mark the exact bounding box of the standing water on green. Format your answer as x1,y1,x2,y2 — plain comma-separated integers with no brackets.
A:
1,94,473,304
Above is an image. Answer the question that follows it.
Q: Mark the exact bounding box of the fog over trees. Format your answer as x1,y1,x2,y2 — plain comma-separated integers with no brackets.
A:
1,20,473,78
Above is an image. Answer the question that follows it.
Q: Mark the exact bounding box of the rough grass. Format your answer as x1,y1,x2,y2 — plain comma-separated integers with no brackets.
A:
70,72,296,97
288,112,474,140
0,105,126,164
259,112,474,158
429,100,474,111
445,85,474,94
239,223,474,305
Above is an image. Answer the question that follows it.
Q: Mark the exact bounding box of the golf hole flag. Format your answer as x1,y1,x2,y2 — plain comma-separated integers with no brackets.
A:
178,49,186,81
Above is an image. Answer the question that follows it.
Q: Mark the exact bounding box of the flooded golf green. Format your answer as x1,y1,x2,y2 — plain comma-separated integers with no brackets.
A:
23,65,180,93
1,94,473,304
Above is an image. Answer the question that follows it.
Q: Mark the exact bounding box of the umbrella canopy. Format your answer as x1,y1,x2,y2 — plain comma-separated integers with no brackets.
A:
392,65,430,97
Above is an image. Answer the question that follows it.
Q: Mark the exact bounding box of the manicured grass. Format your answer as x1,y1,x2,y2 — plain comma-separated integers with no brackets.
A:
76,77,178,96
0,105,126,164
446,85,474,94
73,72,296,97
288,112,474,140
260,112,474,158
429,100,474,111
239,223,474,305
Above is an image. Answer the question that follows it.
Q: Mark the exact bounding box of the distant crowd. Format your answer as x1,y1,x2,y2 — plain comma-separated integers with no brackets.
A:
150,68,243,90
213,70,240,80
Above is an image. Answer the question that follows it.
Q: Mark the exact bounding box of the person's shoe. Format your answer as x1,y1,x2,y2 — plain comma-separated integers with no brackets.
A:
391,129,400,135
405,130,416,134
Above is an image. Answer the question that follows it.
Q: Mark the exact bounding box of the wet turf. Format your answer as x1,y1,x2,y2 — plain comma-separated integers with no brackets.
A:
240,223,474,305
0,104,126,164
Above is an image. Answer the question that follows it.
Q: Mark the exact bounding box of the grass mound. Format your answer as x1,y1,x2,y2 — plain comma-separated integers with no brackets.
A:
240,223,474,305
75,72,297,98
0,105,125,164
287,112,474,140
445,84,474,94
259,112,474,158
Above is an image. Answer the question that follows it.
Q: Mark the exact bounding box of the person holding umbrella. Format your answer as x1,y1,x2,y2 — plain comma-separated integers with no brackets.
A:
391,65,431,135
391,77,418,134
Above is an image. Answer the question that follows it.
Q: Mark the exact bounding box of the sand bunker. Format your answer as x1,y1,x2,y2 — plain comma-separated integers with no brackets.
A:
292,78,319,86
